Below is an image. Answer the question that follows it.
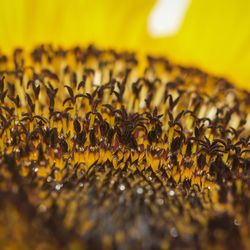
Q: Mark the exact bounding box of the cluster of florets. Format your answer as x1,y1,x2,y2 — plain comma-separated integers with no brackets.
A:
0,45,250,249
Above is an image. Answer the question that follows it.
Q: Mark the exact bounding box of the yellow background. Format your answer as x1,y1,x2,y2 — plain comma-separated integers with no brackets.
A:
0,0,250,89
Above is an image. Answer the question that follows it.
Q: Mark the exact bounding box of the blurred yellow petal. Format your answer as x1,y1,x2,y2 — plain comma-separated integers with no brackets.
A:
0,0,250,89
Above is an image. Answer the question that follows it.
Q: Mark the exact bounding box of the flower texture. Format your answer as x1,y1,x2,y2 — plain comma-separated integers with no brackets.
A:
0,45,250,249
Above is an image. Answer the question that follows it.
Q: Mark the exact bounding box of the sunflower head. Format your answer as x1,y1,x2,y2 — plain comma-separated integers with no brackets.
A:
0,44,250,249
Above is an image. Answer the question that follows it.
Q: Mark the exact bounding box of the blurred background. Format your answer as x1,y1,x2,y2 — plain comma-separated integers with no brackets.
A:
0,0,250,89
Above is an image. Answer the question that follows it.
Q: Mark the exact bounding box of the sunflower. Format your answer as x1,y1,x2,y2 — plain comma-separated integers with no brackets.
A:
0,2,250,250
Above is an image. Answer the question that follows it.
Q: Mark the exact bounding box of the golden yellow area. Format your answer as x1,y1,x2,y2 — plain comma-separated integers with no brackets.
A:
0,0,250,89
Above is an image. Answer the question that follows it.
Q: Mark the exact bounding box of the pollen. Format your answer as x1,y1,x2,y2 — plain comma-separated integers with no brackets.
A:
0,45,250,249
